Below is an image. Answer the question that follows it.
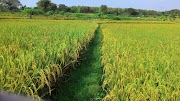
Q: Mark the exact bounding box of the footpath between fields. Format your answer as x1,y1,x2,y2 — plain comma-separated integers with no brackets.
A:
50,25,105,101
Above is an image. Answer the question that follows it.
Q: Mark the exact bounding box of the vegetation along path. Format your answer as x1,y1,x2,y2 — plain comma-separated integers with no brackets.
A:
51,25,104,101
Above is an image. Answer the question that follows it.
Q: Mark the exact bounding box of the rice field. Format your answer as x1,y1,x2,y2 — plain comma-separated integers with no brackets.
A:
0,20,98,99
0,19,180,101
101,22,180,100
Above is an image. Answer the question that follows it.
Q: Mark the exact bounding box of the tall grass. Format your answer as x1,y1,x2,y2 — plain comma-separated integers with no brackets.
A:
101,22,180,100
0,20,98,99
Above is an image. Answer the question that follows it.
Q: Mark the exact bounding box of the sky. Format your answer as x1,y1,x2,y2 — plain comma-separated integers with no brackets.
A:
20,0,180,11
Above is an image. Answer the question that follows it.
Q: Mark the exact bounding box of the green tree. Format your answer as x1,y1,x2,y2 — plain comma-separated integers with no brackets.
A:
23,8,43,19
58,4,67,11
37,0,51,12
100,5,107,14
169,9,180,19
0,3,6,11
125,8,136,16
169,13,177,21
50,3,57,11
80,6,94,13
70,6,78,13
0,0,22,12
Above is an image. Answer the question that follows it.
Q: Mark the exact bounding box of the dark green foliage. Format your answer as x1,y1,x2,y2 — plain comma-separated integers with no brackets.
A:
124,8,139,16
0,0,22,12
113,16,121,20
0,3,6,11
58,4,67,12
23,8,43,15
58,11,64,15
45,10,54,15
168,9,180,20
70,6,79,13
79,6,95,13
2,0,180,20
50,3,57,11
100,5,107,14
36,0,51,12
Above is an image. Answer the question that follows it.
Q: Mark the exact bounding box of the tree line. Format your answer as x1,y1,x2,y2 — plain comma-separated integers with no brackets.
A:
0,0,180,19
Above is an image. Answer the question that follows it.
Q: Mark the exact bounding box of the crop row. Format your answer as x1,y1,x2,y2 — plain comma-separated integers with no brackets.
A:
0,20,98,99
101,23,180,101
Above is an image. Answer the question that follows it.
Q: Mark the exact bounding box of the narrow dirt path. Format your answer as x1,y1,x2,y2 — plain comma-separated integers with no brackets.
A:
50,26,104,101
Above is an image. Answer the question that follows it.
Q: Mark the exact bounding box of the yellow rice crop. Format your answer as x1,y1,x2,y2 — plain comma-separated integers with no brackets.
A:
101,22,180,101
0,19,98,99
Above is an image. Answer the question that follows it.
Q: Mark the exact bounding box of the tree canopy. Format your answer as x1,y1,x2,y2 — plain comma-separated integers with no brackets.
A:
0,0,180,20
100,5,108,14
0,0,22,12
37,0,52,12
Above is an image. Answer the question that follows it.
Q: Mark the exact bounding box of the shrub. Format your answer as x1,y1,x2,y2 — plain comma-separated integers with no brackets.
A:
113,16,121,20
45,11,54,16
23,8,44,15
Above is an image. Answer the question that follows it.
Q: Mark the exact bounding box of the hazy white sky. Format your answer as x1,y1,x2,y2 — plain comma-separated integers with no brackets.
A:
20,0,180,11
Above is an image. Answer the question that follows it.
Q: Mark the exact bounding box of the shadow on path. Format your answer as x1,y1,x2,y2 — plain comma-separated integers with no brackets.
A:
51,26,104,101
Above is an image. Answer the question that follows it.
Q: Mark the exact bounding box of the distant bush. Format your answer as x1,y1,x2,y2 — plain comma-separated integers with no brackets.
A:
45,10,54,16
59,11,64,15
119,17,132,20
23,8,44,15
96,13,103,18
113,16,121,20
75,13,82,17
